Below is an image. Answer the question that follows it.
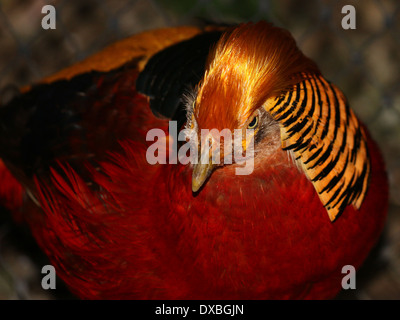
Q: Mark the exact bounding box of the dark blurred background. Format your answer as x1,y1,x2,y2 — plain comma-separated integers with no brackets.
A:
0,0,399,299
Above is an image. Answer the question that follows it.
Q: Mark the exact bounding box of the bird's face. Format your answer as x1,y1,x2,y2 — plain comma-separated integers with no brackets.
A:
185,30,281,192
185,22,319,192
186,101,281,192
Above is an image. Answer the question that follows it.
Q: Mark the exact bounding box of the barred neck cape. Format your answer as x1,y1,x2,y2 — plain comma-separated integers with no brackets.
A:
267,76,369,221
195,22,370,221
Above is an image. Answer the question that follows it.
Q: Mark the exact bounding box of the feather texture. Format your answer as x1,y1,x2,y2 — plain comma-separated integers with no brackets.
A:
0,22,388,299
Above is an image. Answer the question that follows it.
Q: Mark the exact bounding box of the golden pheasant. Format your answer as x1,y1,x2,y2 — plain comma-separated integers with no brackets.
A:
0,21,388,299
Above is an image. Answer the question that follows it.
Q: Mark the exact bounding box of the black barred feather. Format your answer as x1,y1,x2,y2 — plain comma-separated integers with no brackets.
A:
266,74,370,221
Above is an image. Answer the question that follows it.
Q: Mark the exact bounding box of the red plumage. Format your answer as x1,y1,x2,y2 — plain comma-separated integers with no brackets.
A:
0,22,388,299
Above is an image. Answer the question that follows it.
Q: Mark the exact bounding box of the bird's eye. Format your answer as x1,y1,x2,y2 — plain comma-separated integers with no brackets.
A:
247,116,259,129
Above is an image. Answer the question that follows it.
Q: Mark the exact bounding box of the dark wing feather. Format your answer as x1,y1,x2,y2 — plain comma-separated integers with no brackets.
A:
136,30,223,128
0,62,142,190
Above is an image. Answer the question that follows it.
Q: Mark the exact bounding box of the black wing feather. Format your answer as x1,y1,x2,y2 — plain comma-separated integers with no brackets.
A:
136,30,223,127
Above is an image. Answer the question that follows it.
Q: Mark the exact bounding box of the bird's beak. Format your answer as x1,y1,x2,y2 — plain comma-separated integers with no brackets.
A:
192,134,219,192
192,162,215,192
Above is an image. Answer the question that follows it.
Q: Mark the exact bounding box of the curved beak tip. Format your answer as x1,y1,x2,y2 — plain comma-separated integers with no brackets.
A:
191,163,214,193
191,181,202,193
